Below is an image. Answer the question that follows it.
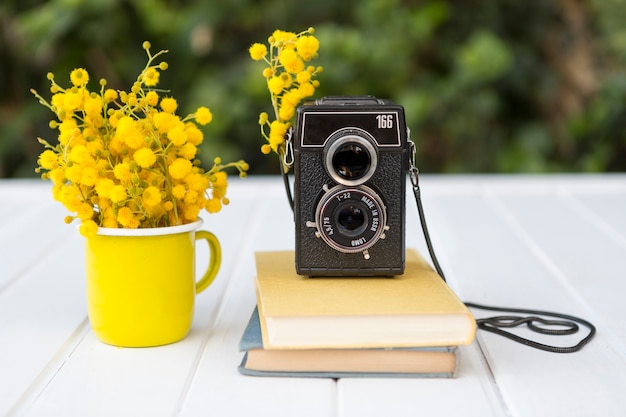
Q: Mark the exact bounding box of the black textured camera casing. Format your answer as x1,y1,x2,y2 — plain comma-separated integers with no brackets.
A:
293,96,409,276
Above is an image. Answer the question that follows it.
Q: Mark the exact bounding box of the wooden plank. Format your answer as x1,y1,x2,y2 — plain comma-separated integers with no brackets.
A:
180,178,337,417
420,180,626,417
0,201,73,292
2,176,625,417
0,234,88,416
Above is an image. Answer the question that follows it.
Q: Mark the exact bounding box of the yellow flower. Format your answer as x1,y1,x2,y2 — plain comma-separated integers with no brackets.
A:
296,70,311,84
48,168,65,185
206,198,222,213
296,35,319,61
183,189,198,204
271,30,297,47
117,206,138,228
172,184,186,200
282,88,303,108
95,178,115,198
178,143,197,160
84,95,103,120
167,124,188,146
56,185,82,212
279,49,304,74
142,186,162,207
104,89,118,102
160,97,178,114
145,91,159,107
153,111,178,134
185,123,204,146
183,203,201,221
141,67,160,87
185,171,209,192
79,220,98,237
267,77,284,95
77,202,95,220
70,68,89,87
102,214,118,228
79,165,99,186
169,158,192,179
109,185,128,203
64,164,81,184
38,150,58,170
113,162,132,183
211,171,227,188
298,82,315,98
278,104,295,121
269,120,288,139
249,43,268,61
133,147,157,168
69,144,92,164
195,107,213,125
115,116,144,149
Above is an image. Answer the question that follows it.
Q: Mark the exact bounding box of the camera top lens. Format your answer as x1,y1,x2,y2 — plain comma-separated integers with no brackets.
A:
332,143,369,179
324,129,377,186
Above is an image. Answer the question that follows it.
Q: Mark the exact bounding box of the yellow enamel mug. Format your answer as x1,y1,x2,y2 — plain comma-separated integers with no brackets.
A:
85,219,220,347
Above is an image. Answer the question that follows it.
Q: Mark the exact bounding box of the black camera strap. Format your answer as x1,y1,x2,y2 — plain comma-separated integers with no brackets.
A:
279,130,595,353
407,140,596,353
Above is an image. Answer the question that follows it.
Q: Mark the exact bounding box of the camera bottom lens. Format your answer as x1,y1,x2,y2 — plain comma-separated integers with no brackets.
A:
315,185,387,254
336,204,367,236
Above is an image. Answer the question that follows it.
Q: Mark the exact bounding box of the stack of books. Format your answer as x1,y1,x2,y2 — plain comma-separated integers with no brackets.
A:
238,249,476,378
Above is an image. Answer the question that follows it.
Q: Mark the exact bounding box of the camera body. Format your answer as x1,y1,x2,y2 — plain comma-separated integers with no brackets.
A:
293,96,409,276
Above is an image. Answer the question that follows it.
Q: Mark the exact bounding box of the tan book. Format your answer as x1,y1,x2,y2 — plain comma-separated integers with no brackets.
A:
254,249,476,349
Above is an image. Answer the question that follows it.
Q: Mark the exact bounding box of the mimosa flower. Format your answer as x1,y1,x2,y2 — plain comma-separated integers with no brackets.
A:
70,68,89,87
249,43,267,61
250,27,322,165
133,147,157,169
195,107,213,125
32,42,248,234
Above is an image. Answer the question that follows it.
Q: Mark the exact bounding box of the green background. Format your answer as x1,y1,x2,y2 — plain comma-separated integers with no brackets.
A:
2,0,625,177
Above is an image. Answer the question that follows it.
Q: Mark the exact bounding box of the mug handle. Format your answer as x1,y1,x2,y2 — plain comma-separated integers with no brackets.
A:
195,230,222,294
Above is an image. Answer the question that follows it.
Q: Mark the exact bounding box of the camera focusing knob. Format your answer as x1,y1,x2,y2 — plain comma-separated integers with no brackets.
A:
305,221,319,236
380,225,390,240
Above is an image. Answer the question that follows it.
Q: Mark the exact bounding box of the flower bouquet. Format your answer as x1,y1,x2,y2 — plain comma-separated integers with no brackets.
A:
32,42,248,237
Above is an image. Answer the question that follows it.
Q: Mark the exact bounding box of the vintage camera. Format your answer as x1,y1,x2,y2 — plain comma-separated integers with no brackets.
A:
293,96,409,276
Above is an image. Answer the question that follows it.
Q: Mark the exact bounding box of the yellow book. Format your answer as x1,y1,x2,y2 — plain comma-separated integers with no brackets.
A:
254,249,476,349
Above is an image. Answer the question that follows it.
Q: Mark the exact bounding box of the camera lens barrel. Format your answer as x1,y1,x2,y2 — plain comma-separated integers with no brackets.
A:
324,129,378,186
314,185,387,254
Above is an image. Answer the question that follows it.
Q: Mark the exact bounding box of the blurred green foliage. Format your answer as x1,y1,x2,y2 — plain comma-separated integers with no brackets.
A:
1,0,626,177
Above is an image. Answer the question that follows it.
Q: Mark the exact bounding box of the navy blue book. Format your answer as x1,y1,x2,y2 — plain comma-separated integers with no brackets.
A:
238,307,459,378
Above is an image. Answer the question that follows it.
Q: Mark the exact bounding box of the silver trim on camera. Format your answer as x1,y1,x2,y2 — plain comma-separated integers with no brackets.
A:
324,128,378,186
312,184,388,257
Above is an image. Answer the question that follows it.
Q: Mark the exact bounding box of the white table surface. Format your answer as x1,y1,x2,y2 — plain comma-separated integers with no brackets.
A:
1,174,625,417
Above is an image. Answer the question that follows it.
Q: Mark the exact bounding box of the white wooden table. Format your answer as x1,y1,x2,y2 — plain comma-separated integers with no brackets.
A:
1,175,625,417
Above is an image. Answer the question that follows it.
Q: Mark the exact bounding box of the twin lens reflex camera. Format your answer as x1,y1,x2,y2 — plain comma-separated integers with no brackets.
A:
292,96,410,277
